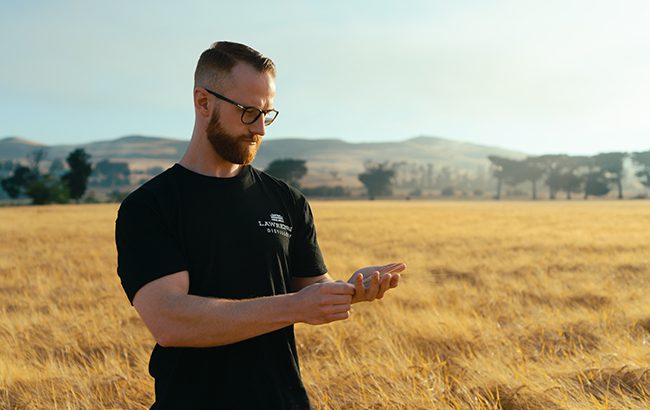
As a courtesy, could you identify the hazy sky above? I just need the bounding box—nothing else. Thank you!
[1,0,649,155]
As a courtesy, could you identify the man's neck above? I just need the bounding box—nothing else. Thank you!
[179,134,244,178]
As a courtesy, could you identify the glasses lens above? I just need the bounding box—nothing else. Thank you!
[241,108,261,124]
[264,110,278,126]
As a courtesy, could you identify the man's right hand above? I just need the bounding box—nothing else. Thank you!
[292,281,355,325]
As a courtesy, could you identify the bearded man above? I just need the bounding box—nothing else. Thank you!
[115,41,405,410]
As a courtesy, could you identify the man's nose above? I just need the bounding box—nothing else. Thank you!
[248,115,266,137]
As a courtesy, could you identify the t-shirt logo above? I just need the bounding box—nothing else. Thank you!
[258,213,292,238]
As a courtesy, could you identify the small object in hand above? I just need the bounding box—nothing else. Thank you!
[362,273,378,289]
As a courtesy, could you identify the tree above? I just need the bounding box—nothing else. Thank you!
[62,149,93,202]
[487,156,526,199]
[539,155,590,200]
[521,157,545,200]
[0,162,71,204]
[584,170,611,199]
[488,156,506,199]
[92,159,131,187]
[535,154,568,199]
[264,159,308,188]
[435,166,453,190]
[358,161,395,200]
[1,165,36,198]
[26,174,69,205]
[560,173,583,199]
[560,156,591,199]
[593,152,626,199]
[29,148,48,174]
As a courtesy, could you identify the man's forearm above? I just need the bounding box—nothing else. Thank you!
[156,292,299,348]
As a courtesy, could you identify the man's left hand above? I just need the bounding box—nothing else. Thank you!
[348,262,406,304]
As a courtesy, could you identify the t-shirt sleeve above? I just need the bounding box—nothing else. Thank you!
[115,190,188,304]
[290,194,328,278]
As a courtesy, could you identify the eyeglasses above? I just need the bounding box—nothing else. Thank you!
[203,88,279,126]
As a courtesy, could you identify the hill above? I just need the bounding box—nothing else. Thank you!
[0,136,47,158]
[0,135,526,187]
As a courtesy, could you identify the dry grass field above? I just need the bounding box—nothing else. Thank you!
[0,201,649,409]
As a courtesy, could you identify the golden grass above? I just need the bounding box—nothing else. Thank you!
[1,201,649,409]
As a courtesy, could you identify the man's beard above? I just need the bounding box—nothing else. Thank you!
[206,109,261,165]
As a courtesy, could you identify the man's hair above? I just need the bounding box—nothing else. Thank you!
[194,41,275,87]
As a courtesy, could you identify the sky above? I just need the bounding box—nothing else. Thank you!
[1,0,649,155]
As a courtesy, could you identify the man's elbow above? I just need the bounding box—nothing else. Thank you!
[133,290,187,347]
[154,326,213,348]
[149,320,203,347]
[155,329,179,347]
[144,311,194,347]
[134,307,186,347]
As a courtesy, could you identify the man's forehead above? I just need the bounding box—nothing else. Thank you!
[218,64,275,107]
[226,63,274,92]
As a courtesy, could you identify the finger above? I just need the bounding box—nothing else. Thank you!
[366,272,380,300]
[362,272,376,289]
[380,262,407,274]
[354,273,366,294]
[362,272,370,288]
[389,263,406,272]
[327,311,350,322]
[362,270,381,288]
[352,275,365,302]
[389,273,400,288]
[376,273,392,299]
[327,303,352,314]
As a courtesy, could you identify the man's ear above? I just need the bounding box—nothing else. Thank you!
[194,88,211,118]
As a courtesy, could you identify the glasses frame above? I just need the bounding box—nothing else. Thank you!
[203,88,279,126]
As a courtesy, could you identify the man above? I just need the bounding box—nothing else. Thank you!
[115,41,406,410]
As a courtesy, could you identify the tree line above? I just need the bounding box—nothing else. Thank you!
[355,152,650,200]
[1,149,92,204]
[3,149,649,204]
[264,152,650,200]
[264,159,398,200]
[488,151,650,200]
[0,148,134,204]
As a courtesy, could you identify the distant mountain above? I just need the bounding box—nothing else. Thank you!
[0,136,47,158]
[38,135,189,161]
[0,134,527,186]
[256,135,525,168]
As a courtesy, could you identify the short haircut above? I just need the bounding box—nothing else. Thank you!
[194,41,276,88]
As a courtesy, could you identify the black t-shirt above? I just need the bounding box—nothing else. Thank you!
[115,163,327,410]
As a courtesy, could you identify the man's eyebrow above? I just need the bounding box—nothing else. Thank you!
[256,102,275,111]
